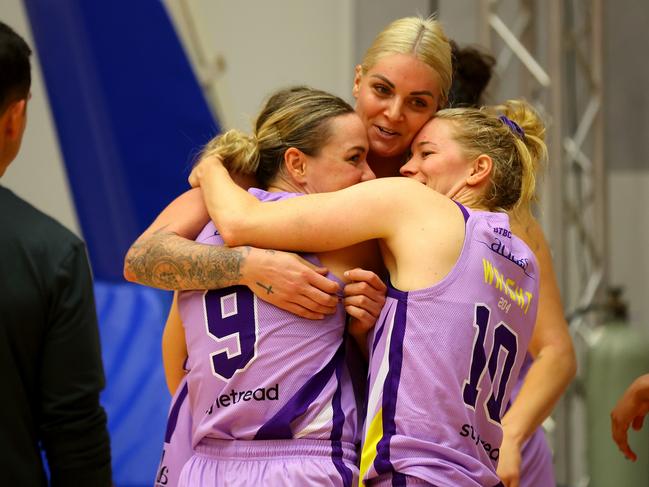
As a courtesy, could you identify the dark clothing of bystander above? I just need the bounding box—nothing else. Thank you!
[0,185,111,486]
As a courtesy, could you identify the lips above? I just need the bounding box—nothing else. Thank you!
[375,124,400,137]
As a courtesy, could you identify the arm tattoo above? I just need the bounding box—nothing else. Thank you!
[124,227,250,290]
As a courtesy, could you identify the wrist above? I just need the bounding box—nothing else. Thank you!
[237,246,260,289]
[500,422,526,447]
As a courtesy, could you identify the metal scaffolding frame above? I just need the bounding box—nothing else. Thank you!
[477,0,605,484]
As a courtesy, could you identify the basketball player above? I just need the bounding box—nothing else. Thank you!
[162,87,381,487]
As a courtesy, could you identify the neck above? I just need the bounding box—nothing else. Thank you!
[266,175,304,194]
[450,186,489,212]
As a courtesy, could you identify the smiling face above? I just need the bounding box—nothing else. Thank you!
[399,117,472,197]
[353,53,441,161]
[303,112,375,193]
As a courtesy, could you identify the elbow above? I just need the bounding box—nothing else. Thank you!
[216,214,249,247]
[550,339,577,384]
[122,250,137,283]
[565,341,578,381]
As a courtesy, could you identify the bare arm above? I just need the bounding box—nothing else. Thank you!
[162,293,187,395]
[123,188,341,319]
[189,155,432,253]
[498,215,577,487]
[124,187,240,289]
[611,373,649,461]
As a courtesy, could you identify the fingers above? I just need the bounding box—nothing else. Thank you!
[498,470,519,487]
[344,268,387,292]
[344,293,383,321]
[306,269,341,295]
[291,288,338,315]
[632,414,645,431]
[345,306,376,331]
[252,280,337,317]
[281,302,326,320]
[611,416,636,461]
[292,253,330,276]
[342,269,387,335]
[188,155,224,187]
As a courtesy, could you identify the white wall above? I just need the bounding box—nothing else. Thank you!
[164,0,356,132]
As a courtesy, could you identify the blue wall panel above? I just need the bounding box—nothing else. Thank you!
[95,282,172,486]
[23,0,220,280]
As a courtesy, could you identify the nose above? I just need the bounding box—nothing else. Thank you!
[385,97,404,122]
[399,158,417,177]
[360,161,376,182]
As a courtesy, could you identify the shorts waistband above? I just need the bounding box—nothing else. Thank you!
[196,438,357,462]
[371,479,427,487]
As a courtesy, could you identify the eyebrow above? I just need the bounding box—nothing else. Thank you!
[415,140,438,149]
[347,145,368,153]
[370,74,435,99]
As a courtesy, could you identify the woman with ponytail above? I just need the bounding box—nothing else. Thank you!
[159,86,381,487]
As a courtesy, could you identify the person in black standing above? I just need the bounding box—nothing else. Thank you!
[0,21,112,486]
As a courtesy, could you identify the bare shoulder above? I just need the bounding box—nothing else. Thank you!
[364,177,454,209]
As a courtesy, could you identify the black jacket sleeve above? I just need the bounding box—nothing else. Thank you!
[39,241,112,486]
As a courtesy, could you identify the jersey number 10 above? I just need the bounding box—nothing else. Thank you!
[462,304,518,424]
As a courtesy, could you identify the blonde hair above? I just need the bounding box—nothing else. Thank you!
[435,99,547,213]
[361,16,452,107]
[201,87,355,188]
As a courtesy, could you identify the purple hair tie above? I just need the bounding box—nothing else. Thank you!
[499,115,525,139]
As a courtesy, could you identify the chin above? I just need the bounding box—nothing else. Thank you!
[372,142,405,159]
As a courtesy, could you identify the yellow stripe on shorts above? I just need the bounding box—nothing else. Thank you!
[359,408,384,487]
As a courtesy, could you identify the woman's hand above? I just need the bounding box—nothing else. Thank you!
[611,373,649,461]
[188,154,225,188]
[343,268,387,340]
[242,247,340,320]
[497,433,523,487]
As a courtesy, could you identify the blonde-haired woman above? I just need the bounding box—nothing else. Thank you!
[161,86,379,487]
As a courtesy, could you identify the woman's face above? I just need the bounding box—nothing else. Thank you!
[400,118,472,197]
[353,53,441,159]
[303,113,375,193]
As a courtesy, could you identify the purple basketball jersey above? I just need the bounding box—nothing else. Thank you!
[360,206,539,486]
[177,188,359,481]
[155,376,193,487]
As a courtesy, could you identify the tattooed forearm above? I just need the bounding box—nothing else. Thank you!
[124,227,250,290]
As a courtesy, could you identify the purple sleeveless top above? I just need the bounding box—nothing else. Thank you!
[178,189,358,453]
[360,205,539,486]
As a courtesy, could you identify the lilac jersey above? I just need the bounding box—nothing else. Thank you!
[155,377,193,487]
[177,189,358,471]
[360,205,539,487]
